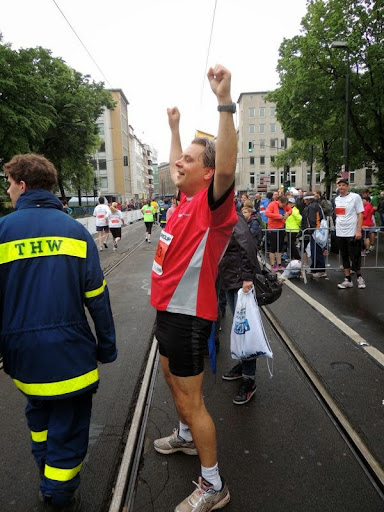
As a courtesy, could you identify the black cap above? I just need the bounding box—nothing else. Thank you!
[337,178,349,185]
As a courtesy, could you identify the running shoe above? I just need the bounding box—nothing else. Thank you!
[277,264,285,270]
[233,378,257,405]
[154,428,197,455]
[222,362,243,381]
[312,272,328,278]
[113,241,117,252]
[39,489,82,512]
[174,477,230,512]
[357,276,366,289]
[103,242,108,249]
[99,246,103,251]
[369,244,375,251]
[271,264,279,272]
[337,279,353,289]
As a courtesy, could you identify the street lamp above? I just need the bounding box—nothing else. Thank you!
[331,40,350,175]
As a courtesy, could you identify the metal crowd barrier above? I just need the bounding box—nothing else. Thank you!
[259,226,383,279]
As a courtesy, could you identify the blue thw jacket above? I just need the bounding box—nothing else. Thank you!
[0,189,117,399]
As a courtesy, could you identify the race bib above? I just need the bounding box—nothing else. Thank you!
[97,214,106,219]
[111,219,119,224]
[152,230,174,276]
[335,207,346,216]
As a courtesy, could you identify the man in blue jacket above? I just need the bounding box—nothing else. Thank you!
[0,153,117,511]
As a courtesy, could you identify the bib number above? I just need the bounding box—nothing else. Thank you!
[152,230,173,275]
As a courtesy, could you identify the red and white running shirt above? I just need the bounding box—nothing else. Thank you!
[151,184,236,321]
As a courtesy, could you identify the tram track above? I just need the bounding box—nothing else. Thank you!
[105,295,384,511]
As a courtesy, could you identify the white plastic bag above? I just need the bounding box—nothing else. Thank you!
[312,219,329,249]
[281,259,302,280]
[230,288,273,361]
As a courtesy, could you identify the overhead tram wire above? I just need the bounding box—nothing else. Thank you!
[200,0,218,104]
[52,0,112,88]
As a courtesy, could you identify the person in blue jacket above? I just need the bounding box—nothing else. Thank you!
[0,153,117,512]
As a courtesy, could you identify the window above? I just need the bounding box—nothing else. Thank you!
[250,173,255,186]
[98,159,107,171]
[307,171,311,184]
[270,123,276,133]
[249,124,255,134]
[316,172,321,184]
[259,124,265,134]
[270,107,275,117]
[249,107,255,117]
[99,141,105,153]
[271,156,275,163]
[98,123,105,137]
[349,170,355,183]
[250,157,255,165]
[270,173,276,185]
[291,171,296,186]
[281,139,285,148]
[365,168,373,185]
[260,139,265,149]
[270,139,276,148]
[100,177,108,188]
[260,156,265,165]
[259,107,265,118]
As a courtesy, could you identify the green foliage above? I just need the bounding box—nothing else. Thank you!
[267,0,384,188]
[0,41,115,197]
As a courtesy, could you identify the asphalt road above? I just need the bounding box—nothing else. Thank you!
[0,220,383,511]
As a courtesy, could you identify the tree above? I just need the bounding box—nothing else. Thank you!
[0,40,115,197]
[267,0,384,188]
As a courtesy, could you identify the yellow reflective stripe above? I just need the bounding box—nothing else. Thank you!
[45,462,82,482]
[31,430,48,443]
[13,368,99,397]
[85,279,107,299]
[0,237,87,265]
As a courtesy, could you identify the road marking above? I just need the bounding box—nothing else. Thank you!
[282,279,384,368]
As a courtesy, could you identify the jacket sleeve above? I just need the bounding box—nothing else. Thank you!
[265,202,281,220]
[84,235,117,363]
[233,217,261,281]
[293,207,302,225]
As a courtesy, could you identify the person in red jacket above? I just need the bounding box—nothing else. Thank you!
[361,197,374,256]
[265,195,291,271]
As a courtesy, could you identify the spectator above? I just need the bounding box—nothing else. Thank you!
[361,197,374,256]
[334,178,365,289]
[220,212,262,404]
[265,195,291,271]
[301,191,327,278]
[378,191,384,230]
[253,192,261,213]
[295,188,306,214]
[242,206,262,247]
[159,199,170,228]
[93,196,111,251]
[150,64,236,512]
[0,153,117,511]
[151,198,159,224]
[260,191,273,227]
[285,197,302,261]
[166,196,178,221]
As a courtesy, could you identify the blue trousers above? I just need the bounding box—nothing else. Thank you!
[226,289,257,380]
[25,391,93,507]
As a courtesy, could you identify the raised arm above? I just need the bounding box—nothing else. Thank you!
[207,65,237,202]
[167,107,182,185]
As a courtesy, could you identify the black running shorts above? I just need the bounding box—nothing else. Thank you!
[155,310,212,377]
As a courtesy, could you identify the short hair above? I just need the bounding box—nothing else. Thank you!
[191,137,216,169]
[4,153,57,191]
[243,200,254,209]
[98,196,105,204]
[278,196,289,206]
[242,206,253,215]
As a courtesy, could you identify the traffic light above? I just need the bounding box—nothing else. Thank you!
[284,180,291,190]
[248,142,253,152]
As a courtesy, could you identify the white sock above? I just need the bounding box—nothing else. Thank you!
[178,421,193,441]
[201,463,222,491]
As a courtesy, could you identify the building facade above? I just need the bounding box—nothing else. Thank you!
[92,89,131,203]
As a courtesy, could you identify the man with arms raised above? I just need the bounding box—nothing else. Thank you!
[150,65,237,512]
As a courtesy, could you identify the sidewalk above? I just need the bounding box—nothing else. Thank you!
[133,311,383,511]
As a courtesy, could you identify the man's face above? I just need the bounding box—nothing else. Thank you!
[174,144,213,195]
[273,192,279,200]
[337,182,349,196]
[255,193,261,200]
[241,194,248,203]
[7,176,26,207]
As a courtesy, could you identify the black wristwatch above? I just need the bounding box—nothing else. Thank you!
[217,102,236,114]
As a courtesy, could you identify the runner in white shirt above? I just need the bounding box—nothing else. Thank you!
[108,202,125,251]
[334,178,366,289]
[93,197,110,251]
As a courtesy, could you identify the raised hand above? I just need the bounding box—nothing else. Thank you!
[167,107,181,132]
[207,64,232,104]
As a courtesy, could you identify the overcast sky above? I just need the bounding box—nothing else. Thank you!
[2,0,308,162]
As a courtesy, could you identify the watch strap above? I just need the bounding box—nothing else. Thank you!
[217,102,236,113]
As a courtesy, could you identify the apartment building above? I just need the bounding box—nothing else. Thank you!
[92,89,131,202]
